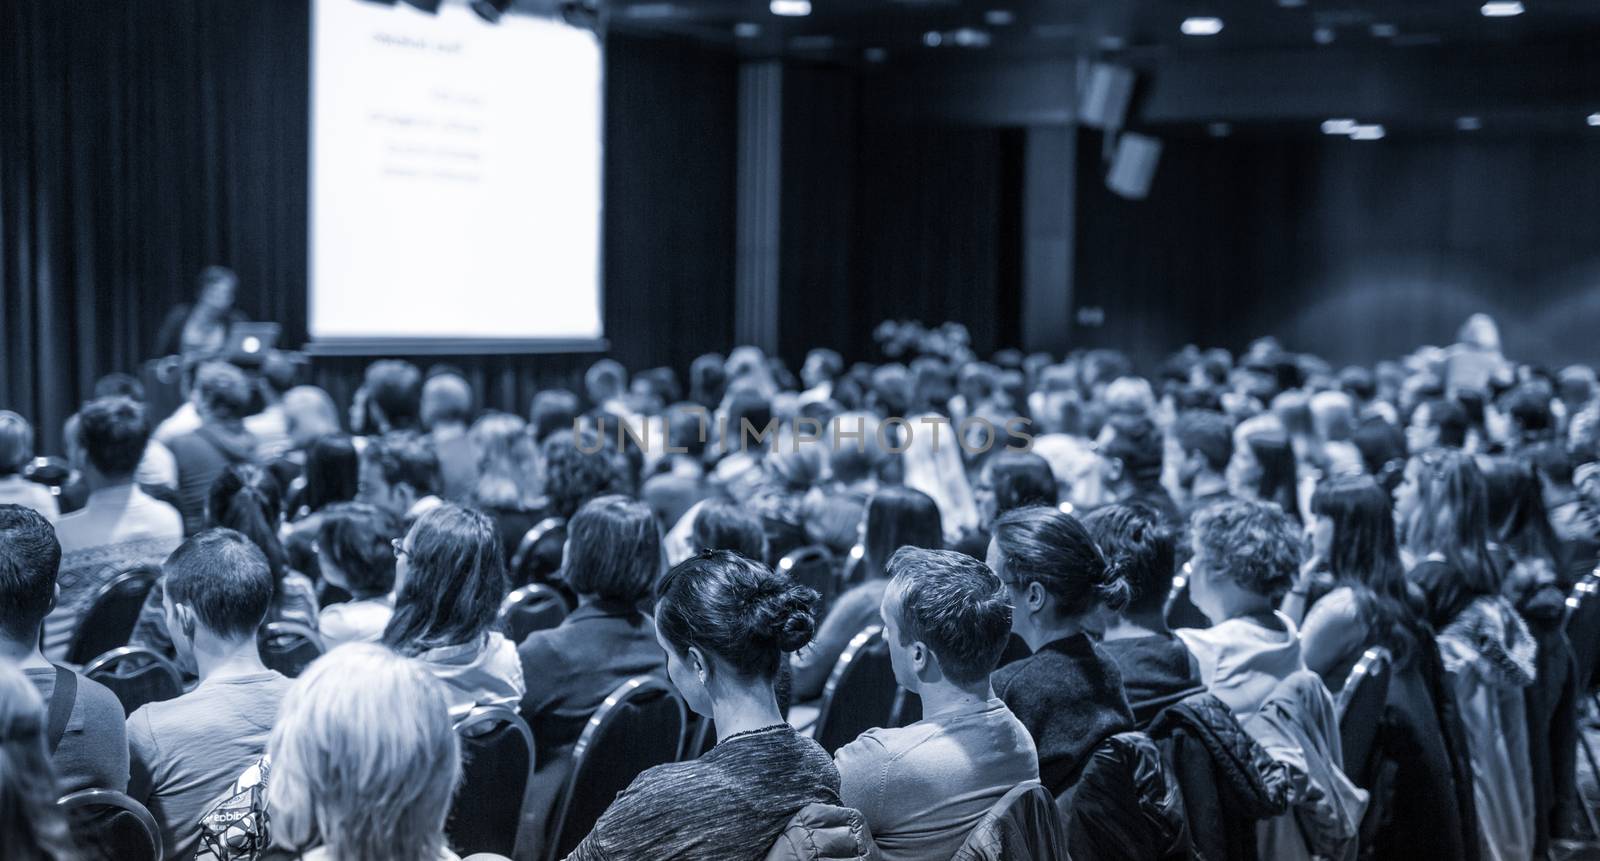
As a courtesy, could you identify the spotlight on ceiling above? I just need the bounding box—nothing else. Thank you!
[1370,22,1397,37]
[733,21,761,38]
[1313,26,1336,45]
[769,0,811,16]
[1480,1,1525,16]
[1180,16,1224,36]
[469,0,513,22]
[1456,116,1482,131]
[1321,118,1358,135]
[400,0,442,12]
[984,9,1015,26]
[1349,124,1386,140]
[1587,112,1600,127]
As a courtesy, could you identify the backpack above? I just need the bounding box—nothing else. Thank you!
[195,756,273,861]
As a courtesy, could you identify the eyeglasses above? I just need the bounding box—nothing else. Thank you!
[391,538,409,559]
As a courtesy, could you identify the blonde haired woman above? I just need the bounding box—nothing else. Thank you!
[266,643,465,861]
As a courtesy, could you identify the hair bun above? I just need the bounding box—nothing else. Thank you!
[750,584,819,653]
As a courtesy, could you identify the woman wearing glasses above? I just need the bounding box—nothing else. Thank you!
[382,503,524,720]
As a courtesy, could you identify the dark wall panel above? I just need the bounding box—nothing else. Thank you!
[1075,133,1600,369]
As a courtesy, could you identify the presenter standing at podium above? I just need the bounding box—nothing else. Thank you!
[152,266,248,360]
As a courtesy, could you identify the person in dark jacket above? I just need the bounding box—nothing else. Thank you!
[151,266,247,359]
[987,505,1136,795]
[1146,693,1290,861]
[167,361,259,535]
[1083,504,1204,727]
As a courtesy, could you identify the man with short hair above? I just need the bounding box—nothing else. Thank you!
[358,432,442,523]
[1170,411,1235,518]
[421,371,478,501]
[127,529,291,860]
[353,359,423,435]
[0,505,130,794]
[48,397,184,659]
[834,547,1039,861]
[168,361,259,534]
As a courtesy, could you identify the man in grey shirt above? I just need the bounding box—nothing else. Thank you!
[0,505,130,794]
[834,548,1039,861]
[127,529,290,860]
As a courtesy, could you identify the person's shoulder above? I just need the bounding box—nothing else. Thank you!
[74,671,128,725]
[834,726,896,768]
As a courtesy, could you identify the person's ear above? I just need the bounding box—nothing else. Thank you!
[48,582,60,615]
[687,645,709,686]
[1025,581,1048,613]
[175,603,198,640]
[909,640,929,675]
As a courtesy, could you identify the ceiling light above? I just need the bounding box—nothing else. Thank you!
[1370,22,1397,37]
[1208,122,1232,138]
[769,0,811,16]
[1277,0,1305,6]
[625,4,677,19]
[469,0,513,21]
[1321,118,1357,135]
[1480,1,1524,16]
[1313,26,1336,44]
[984,9,1015,26]
[863,47,888,63]
[923,30,943,47]
[1180,16,1224,36]
[1587,112,1600,127]
[733,21,761,37]
[952,27,992,47]
[1349,124,1386,140]
[1456,116,1482,131]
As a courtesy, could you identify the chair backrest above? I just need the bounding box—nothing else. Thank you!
[813,626,898,755]
[888,687,921,728]
[1565,568,1600,690]
[1335,646,1393,788]
[509,516,567,582]
[258,621,325,678]
[84,647,183,717]
[681,714,718,761]
[65,565,162,666]
[548,675,688,859]
[1163,564,1211,630]
[447,705,536,858]
[780,545,839,613]
[950,780,1068,861]
[498,583,569,643]
[58,788,164,861]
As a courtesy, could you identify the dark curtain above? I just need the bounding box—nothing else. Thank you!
[1,0,310,451]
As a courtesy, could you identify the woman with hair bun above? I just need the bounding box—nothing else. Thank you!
[987,505,1135,795]
[565,551,843,861]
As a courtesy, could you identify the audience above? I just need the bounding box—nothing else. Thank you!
[8,309,1600,860]
[46,396,184,659]
[0,661,78,861]
[314,502,400,648]
[1082,504,1204,726]
[987,505,1135,795]
[264,643,462,861]
[0,506,129,795]
[792,486,943,701]
[835,547,1037,860]
[381,503,524,719]
[128,529,290,860]
[565,551,836,860]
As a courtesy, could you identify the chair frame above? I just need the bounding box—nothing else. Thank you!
[548,675,687,859]
[84,646,183,689]
[1335,645,1393,720]
[65,564,161,665]
[811,625,890,752]
[58,788,164,861]
[509,516,566,575]
[1565,567,1600,839]
[258,621,326,677]
[448,705,537,855]
[497,582,567,635]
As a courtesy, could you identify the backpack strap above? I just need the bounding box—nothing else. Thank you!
[46,665,78,753]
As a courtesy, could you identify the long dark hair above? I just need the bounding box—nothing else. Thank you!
[1310,475,1415,656]
[863,486,943,582]
[1247,431,1302,522]
[986,451,1058,517]
[1480,455,1562,590]
[1403,450,1499,626]
[208,464,289,586]
[302,434,359,514]
[382,504,507,656]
